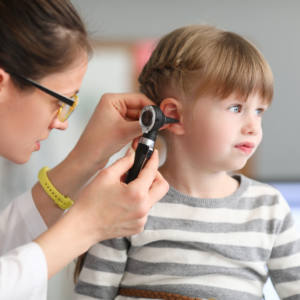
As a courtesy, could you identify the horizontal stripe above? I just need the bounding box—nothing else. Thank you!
[72,293,100,300]
[99,238,130,251]
[144,215,286,235]
[149,202,290,224]
[125,257,267,282]
[274,280,300,298]
[89,242,127,262]
[121,273,264,297]
[75,281,118,300]
[131,229,274,249]
[273,225,300,247]
[161,193,281,210]
[269,266,300,284]
[242,185,280,198]
[130,247,267,274]
[268,252,300,270]
[119,284,262,300]
[79,267,123,287]
[84,253,126,274]
[283,295,300,300]
[130,240,271,262]
[271,239,300,258]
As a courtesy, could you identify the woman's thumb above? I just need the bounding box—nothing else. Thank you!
[105,148,135,178]
[126,121,143,141]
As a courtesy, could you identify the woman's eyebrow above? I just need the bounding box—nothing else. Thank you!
[65,89,79,97]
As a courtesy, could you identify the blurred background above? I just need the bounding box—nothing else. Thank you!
[1,1,299,299]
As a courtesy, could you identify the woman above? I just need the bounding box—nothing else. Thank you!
[0,0,169,299]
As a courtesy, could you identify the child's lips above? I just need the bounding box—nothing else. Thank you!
[235,142,255,154]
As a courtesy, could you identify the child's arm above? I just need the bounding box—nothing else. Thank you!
[73,237,130,300]
[267,200,300,300]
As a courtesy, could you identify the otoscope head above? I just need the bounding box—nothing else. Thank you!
[139,105,179,135]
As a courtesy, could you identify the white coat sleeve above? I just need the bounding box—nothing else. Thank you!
[0,191,49,299]
[0,242,48,300]
[0,190,48,255]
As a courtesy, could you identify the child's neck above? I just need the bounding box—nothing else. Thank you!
[159,153,239,199]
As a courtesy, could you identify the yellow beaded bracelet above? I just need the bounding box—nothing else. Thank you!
[38,167,74,209]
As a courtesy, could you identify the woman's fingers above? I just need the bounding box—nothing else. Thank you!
[148,170,169,206]
[120,93,155,111]
[125,108,142,120]
[102,148,135,181]
[136,150,169,207]
[132,136,141,150]
[130,150,159,191]
[72,148,168,244]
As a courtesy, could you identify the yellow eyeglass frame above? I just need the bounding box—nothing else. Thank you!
[5,70,79,122]
[58,94,79,122]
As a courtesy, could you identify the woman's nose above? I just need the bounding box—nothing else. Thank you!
[49,114,68,131]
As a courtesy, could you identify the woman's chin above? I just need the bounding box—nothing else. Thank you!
[8,153,31,165]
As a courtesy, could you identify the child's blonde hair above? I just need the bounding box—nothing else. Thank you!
[138,25,273,106]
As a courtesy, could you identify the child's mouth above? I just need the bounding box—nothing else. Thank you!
[235,142,255,154]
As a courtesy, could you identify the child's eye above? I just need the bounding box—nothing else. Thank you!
[228,105,242,113]
[255,109,264,116]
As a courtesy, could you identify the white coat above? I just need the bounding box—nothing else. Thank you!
[0,191,48,300]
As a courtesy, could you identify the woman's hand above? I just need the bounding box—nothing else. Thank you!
[71,93,156,171]
[34,148,169,279]
[72,148,168,242]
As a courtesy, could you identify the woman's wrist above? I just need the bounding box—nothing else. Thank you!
[47,151,98,200]
[32,148,103,228]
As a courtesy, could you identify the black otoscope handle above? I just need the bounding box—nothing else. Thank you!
[125,142,154,184]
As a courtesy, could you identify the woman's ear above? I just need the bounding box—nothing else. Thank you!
[160,98,185,135]
[0,68,12,100]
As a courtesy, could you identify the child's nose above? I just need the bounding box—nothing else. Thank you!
[242,117,260,136]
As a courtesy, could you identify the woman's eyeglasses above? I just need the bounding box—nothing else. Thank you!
[5,70,79,122]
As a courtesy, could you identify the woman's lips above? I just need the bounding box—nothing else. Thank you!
[35,141,41,151]
[235,142,255,154]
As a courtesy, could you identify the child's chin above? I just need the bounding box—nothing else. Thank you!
[226,160,249,173]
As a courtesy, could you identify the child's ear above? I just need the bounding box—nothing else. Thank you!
[160,98,185,135]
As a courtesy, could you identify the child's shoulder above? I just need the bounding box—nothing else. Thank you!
[239,174,290,212]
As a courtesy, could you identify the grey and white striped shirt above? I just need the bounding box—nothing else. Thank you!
[73,175,300,300]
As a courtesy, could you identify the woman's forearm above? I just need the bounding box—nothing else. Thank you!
[33,207,94,279]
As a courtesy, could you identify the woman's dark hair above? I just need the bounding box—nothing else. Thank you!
[0,0,92,89]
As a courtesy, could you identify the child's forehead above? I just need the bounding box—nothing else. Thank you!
[218,92,269,107]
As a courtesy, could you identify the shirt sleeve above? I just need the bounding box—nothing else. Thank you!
[73,237,130,300]
[267,196,300,300]
[0,242,48,300]
[0,190,48,255]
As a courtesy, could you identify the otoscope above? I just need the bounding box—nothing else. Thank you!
[125,105,179,184]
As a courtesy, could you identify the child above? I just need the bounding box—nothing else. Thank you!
[73,25,300,300]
